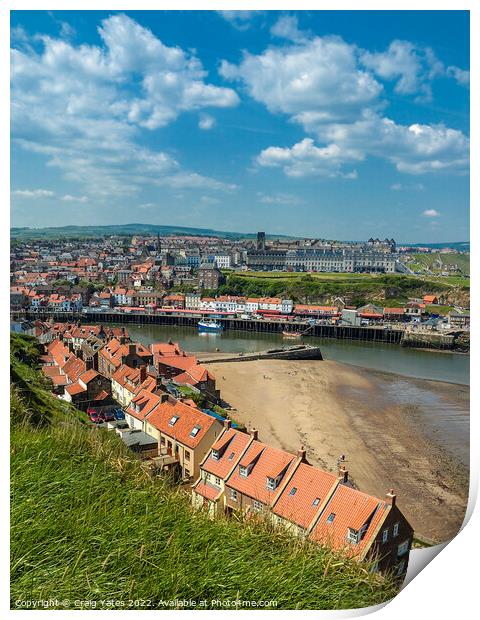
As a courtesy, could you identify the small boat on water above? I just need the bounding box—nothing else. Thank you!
[198,320,223,332]
[282,330,303,338]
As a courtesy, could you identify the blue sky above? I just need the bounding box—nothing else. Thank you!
[10,10,469,242]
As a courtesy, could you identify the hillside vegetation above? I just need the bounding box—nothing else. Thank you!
[10,334,400,610]
[217,272,469,307]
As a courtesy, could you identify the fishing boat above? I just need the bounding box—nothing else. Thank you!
[198,320,223,332]
[282,329,303,339]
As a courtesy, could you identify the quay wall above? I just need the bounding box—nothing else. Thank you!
[200,345,323,364]
[11,310,460,350]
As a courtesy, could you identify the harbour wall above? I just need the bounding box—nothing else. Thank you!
[11,310,464,350]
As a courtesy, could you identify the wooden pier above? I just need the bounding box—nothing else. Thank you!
[13,309,406,345]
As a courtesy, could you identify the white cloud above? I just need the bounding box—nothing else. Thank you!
[220,35,382,126]
[270,15,307,43]
[257,138,361,178]
[446,65,470,86]
[217,11,263,30]
[221,29,469,178]
[198,114,216,130]
[257,192,302,205]
[61,194,88,202]
[423,209,440,217]
[12,189,55,198]
[391,182,424,191]
[11,14,239,198]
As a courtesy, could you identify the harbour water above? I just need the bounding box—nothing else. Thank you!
[126,323,469,385]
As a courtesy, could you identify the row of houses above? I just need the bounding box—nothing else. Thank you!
[192,425,413,576]
[35,321,413,576]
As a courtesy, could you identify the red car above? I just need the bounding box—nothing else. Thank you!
[88,409,104,424]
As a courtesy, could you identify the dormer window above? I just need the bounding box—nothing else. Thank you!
[347,528,359,544]
[169,415,179,426]
[228,452,235,460]
[266,476,280,491]
[239,465,249,478]
[190,425,201,438]
[211,449,220,460]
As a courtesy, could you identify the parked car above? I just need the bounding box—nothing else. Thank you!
[114,409,125,420]
[88,410,103,424]
[103,410,115,422]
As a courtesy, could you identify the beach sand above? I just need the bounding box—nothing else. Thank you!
[196,355,469,542]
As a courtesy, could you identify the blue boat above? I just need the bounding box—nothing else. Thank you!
[198,319,223,332]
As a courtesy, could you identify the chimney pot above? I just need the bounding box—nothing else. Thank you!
[297,446,307,461]
[386,489,396,507]
[338,466,349,483]
[250,428,258,440]
[223,419,231,429]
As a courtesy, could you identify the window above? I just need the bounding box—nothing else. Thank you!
[382,529,389,544]
[398,540,409,556]
[215,477,221,486]
[228,452,235,460]
[239,465,249,478]
[393,522,399,537]
[327,513,336,523]
[230,489,238,501]
[289,487,297,496]
[211,449,220,460]
[253,500,263,511]
[184,450,190,462]
[161,437,166,445]
[347,528,359,543]
[266,475,281,490]
[312,497,321,507]
[396,560,405,576]
[169,415,179,426]
[190,425,201,438]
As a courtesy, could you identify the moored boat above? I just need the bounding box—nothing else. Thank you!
[282,330,302,338]
[198,320,223,332]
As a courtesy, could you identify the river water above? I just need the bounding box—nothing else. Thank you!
[125,324,469,385]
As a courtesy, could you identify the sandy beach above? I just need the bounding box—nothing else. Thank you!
[196,354,469,542]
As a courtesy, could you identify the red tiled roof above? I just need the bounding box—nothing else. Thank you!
[146,399,218,448]
[309,485,389,557]
[150,342,182,356]
[126,389,162,422]
[272,463,338,530]
[79,369,99,384]
[65,382,86,396]
[202,429,252,478]
[227,441,297,505]
[193,480,222,501]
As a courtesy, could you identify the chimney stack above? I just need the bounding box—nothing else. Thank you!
[223,419,232,430]
[386,489,396,507]
[128,343,136,356]
[139,365,147,383]
[338,466,349,483]
[85,358,94,371]
[250,428,258,440]
[297,446,307,461]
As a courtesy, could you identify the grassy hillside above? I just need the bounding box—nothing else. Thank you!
[406,252,470,276]
[10,334,400,610]
[218,272,469,306]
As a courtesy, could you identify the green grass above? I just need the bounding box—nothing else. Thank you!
[10,334,401,610]
[218,271,469,307]
[407,252,470,276]
[425,305,456,316]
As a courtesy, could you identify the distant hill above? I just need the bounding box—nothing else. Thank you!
[10,224,469,250]
[10,223,271,240]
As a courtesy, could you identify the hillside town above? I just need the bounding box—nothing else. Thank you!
[26,319,413,577]
[10,232,470,333]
